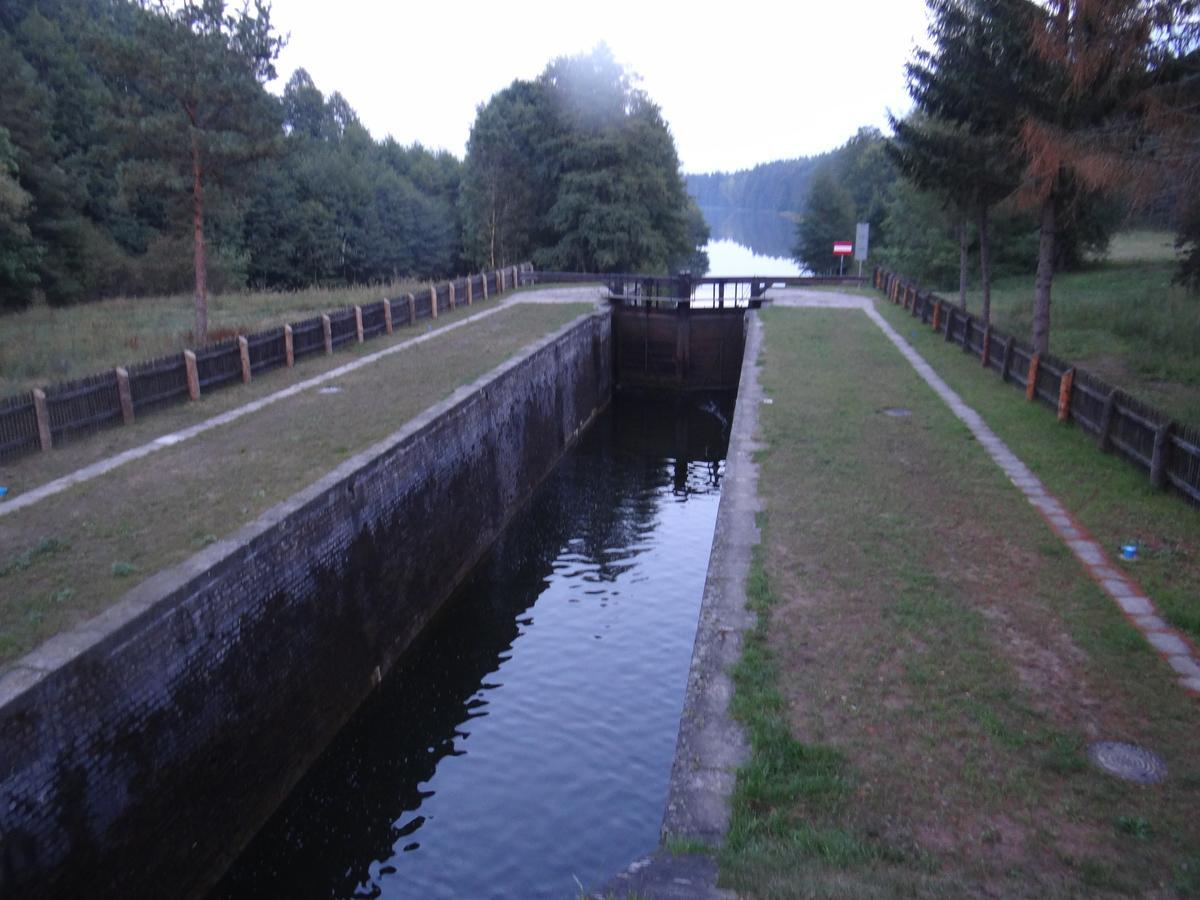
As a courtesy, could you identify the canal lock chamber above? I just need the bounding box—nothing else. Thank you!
[0,305,752,899]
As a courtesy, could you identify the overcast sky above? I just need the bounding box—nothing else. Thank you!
[268,0,929,174]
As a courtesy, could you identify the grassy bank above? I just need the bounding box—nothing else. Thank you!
[0,281,427,395]
[872,294,1200,643]
[720,307,1200,896]
[0,302,590,667]
[955,231,1200,424]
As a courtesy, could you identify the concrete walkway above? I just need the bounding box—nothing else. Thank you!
[770,288,1200,698]
[0,286,603,520]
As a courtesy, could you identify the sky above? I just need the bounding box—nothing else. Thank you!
[268,0,929,175]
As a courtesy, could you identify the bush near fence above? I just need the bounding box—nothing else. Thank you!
[0,264,534,464]
[873,267,1200,508]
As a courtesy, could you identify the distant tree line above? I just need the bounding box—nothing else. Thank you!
[0,6,705,339]
[685,156,831,214]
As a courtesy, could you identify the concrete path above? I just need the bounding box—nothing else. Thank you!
[769,288,1200,698]
[0,286,603,521]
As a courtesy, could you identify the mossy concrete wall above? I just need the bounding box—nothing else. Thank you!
[0,310,611,899]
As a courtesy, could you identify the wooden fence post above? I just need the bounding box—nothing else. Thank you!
[238,336,251,384]
[512,265,519,289]
[184,350,200,401]
[482,273,489,301]
[1097,391,1117,451]
[430,285,438,319]
[910,289,921,317]
[1057,368,1075,421]
[981,327,990,367]
[354,305,364,343]
[1000,338,1014,382]
[448,281,456,311]
[466,277,473,306]
[407,292,416,325]
[383,299,393,334]
[284,324,294,367]
[944,307,955,343]
[1025,352,1040,401]
[32,388,52,451]
[321,315,333,355]
[115,367,134,425]
[1150,422,1173,489]
[499,268,507,293]
[932,301,942,332]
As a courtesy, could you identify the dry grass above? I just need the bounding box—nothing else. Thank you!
[0,302,591,667]
[0,281,427,395]
[721,307,1200,896]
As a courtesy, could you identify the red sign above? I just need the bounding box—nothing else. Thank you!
[833,241,853,256]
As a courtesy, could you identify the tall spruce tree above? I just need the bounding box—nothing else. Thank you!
[894,0,1032,322]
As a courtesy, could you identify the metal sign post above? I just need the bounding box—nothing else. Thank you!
[833,241,853,277]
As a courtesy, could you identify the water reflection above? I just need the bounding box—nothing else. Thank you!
[700,205,796,259]
[214,394,734,900]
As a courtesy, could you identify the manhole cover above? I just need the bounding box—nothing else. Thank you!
[317,385,343,395]
[1087,741,1167,784]
[882,407,911,417]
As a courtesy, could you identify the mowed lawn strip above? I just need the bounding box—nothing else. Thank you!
[721,307,1200,896]
[873,294,1200,645]
[0,303,591,667]
[0,288,540,492]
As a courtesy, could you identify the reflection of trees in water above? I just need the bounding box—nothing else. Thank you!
[213,394,732,900]
[700,205,797,260]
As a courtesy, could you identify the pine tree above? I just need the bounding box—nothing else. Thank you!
[110,0,283,342]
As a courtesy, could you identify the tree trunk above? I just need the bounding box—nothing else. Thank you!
[978,204,992,327]
[958,217,968,310]
[190,131,208,345]
[1032,194,1056,355]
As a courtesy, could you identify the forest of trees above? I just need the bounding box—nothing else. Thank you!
[460,45,707,276]
[0,4,705,339]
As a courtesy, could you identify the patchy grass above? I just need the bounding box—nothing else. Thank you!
[943,231,1200,425]
[0,280,430,395]
[0,303,591,667]
[873,294,1200,644]
[720,307,1200,896]
[663,837,715,857]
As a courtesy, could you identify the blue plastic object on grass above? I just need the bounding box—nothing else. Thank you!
[1121,543,1138,561]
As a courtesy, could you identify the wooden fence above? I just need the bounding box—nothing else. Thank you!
[0,264,533,464]
[874,267,1200,507]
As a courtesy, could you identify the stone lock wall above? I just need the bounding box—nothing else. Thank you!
[0,310,612,900]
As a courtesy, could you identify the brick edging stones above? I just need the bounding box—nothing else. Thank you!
[595,312,762,899]
[0,309,613,899]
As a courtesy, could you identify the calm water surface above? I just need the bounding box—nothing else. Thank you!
[214,395,733,900]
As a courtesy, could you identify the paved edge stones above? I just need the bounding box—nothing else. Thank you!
[770,289,1200,701]
[593,312,762,899]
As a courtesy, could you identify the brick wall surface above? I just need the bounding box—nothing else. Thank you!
[0,310,612,900]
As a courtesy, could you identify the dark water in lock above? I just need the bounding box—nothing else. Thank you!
[213,393,734,900]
